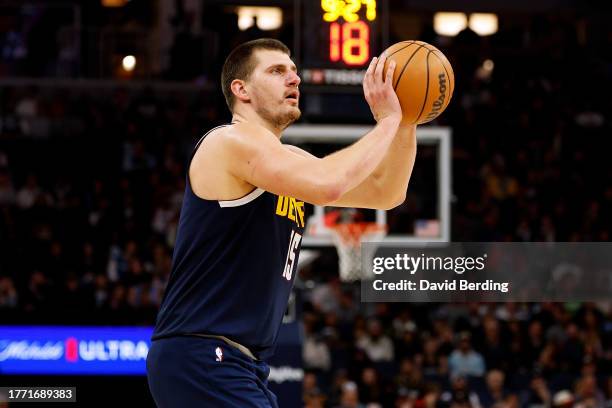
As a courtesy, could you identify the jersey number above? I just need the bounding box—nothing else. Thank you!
[282,231,302,281]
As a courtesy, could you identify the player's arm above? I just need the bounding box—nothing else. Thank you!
[285,123,416,209]
[330,122,416,209]
[226,116,399,206]
[224,56,402,206]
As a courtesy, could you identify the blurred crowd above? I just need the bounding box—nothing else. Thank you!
[0,84,224,324]
[301,285,612,407]
[0,7,611,408]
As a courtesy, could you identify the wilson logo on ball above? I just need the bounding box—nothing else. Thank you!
[425,73,447,122]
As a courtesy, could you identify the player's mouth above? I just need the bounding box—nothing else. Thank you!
[284,90,299,104]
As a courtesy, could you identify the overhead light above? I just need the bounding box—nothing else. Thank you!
[237,7,283,31]
[476,59,494,80]
[237,8,255,31]
[434,12,468,37]
[122,55,136,72]
[101,0,128,7]
[469,13,498,36]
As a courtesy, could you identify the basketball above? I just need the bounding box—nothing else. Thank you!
[383,41,455,124]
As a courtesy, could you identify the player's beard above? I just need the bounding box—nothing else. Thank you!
[256,99,301,131]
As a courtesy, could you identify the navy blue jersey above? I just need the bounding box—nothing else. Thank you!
[152,125,304,360]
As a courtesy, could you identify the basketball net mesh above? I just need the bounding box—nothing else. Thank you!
[330,223,387,282]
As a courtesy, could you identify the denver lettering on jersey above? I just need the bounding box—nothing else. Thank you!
[275,196,305,228]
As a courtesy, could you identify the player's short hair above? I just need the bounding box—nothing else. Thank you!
[221,38,291,112]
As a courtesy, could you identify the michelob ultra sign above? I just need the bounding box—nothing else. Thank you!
[0,326,152,375]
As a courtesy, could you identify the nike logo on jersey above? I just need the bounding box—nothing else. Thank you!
[275,196,305,228]
[215,346,223,362]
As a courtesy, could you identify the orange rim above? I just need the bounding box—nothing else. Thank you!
[330,222,387,246]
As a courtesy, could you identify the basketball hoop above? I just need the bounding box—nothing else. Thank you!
[330,222,387,282]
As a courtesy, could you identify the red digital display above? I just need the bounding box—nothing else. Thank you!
[300,0,382,85]
[329,20,370,66]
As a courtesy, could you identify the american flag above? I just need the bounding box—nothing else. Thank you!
[415,219,440,238]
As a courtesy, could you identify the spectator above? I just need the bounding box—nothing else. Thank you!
[359,367,383,404]
[303,315,332,372]
[0,276,18,308]
[304,388,326,408]
[23,270,53,311]
[418,336,443,378]
[356,319,394,363]
[449,332,486,378]
[479,369,511,407]
[523,375,552,408]
[574,374,605,407]
[525,320,546,369]
[336,381,364,408]
[16,174,43,209]
[93,274,109,309]
[394,358,423,397]
[439,374,482,408]
[479,316,509,371]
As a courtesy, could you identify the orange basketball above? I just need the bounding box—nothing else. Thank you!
[383,41,454,124]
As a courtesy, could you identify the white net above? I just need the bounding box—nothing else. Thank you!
[330,223,387,282]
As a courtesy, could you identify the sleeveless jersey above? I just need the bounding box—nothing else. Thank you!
[152,125,305,359]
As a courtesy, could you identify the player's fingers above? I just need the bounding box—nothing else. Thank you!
[374,53,387,83]
[362,77,372,103]
[385,60,396,86]
[364,57,378,93]
[363,69,371,90]
[364,74,374,96]
[365,56,377,82]
[363,91,372,107]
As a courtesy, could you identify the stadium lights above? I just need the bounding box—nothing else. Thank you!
[469,13,498,36]
[476,59,495,80]
[237,7,283,31]
[101,0,128,7]
[483,59,494,71]
[122,55,136,72]
[433,12,468,37]
[433,12,499,37]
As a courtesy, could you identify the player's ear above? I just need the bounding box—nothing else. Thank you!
[230,79,250,103]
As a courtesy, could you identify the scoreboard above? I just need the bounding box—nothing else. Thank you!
[299,0,387,87]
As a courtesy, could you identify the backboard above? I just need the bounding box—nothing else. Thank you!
[282,124,451,246]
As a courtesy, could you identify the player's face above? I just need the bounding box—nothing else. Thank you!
[248,50,301,129]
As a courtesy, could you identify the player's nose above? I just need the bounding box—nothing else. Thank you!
[287,70,301,87]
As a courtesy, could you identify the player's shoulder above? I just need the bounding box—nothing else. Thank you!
[194,122,279,168]
[193,122,261,153]
[190,124,257,199]
[221,122,281,153]
[225,122,275,140]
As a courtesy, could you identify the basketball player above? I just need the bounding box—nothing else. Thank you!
[146,39,417,407]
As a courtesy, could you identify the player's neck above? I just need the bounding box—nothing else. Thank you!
[231,111,282,139]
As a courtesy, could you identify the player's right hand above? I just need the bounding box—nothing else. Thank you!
[363,53,402,124]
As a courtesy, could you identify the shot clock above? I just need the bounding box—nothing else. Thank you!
[299,0,386,87]
[324,0,376,66]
